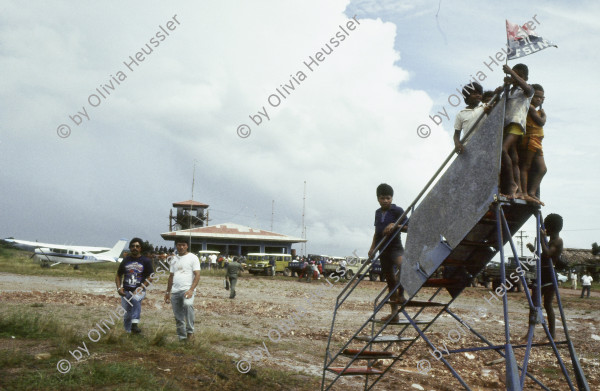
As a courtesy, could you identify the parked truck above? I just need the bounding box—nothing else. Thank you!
[478,256,536,292]
[246,253,292,276]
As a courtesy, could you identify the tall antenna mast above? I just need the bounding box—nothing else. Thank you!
[271,200,274,231]
[191,160,196,200]
[189,160,197,249]
[301,181,306,256]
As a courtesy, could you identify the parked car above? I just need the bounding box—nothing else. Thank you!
[246,253,291,276]
[556,272,568,283]
[322,257,366,280]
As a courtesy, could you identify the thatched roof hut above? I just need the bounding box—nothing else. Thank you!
[562,248,599,266]
[562,248,600,278]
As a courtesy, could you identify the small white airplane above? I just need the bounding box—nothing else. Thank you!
[2,238,128,267]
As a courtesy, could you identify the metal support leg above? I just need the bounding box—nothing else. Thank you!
[495,204,521,390]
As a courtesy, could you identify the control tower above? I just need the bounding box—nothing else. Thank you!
[169,200,209,231]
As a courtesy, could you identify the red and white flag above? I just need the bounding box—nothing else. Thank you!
[506,19,557,60]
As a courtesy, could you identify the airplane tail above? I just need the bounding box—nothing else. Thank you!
[104,239,128,261]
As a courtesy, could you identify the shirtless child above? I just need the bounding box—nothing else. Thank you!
[522,213,564,341]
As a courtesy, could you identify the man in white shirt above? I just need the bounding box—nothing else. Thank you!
[580,273,593,298]
[209,253,217,270]
[571,272,578,290]
[164,238,201,341]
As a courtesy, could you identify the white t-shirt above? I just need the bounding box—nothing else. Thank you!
[504,86,533,131]
[454,105,484,135]
[581,275,593,286]
[210,254,217,264]
[170,253,200,293]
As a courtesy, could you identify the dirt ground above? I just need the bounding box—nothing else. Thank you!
[1,271,599,390]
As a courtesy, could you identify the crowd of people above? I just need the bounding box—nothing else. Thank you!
[137,246,235,272]
[198,253,234,270]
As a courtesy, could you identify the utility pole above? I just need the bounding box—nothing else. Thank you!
[516,230,528,257]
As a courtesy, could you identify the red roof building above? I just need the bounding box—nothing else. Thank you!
[161,222,306,255]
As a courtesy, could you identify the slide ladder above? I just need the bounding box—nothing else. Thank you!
[321,96,589,390]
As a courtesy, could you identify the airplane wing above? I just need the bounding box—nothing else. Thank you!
[3,238,110,253]
[3,239,62,251]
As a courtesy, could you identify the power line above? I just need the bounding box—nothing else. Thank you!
[515,230,528,257]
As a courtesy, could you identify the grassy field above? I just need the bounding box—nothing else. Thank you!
[0,306,318,391]
[0,247,321,390]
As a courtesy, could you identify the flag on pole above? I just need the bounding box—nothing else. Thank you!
[506,19,557,60]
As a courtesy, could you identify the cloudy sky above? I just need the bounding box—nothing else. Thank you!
[1,0,599,258]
